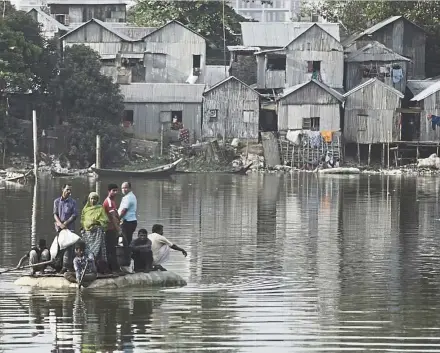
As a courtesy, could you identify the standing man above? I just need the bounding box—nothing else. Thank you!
[103,183,120,272]
[53,183,78,273]
[118,181,137,245]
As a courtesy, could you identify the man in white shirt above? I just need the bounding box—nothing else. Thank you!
[118,181,137,245]
[148,224,187,271]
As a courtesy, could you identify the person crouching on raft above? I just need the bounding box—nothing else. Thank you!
[148,224,187,271]
[64,240,97,286]
[130,228,153,272]
[17,239,50,275]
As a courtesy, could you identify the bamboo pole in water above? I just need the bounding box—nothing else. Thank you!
[31,178,38,248]
[32,110,38,177]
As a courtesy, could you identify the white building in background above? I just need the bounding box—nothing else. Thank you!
[230,0,301,22]
[10,0,46,11]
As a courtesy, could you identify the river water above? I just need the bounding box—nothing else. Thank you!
[1,173,440,352]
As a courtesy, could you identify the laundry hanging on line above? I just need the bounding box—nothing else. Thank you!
[429,114,440,130]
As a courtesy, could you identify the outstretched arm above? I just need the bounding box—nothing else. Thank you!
[170,244,187,257]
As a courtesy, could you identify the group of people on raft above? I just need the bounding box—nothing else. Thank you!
[19,182,187,286]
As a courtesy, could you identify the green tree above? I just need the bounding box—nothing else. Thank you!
[49,45,124,125]
[128,0,254,48]
[46,45,126,167]
[304,1,440,76]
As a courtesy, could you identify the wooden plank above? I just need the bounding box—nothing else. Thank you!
[261,131,281,167]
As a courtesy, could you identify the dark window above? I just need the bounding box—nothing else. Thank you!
[307,61,321,73]
[122,110,134,126]
[55,14,66,24]
[171,111,183,130]
[267,56,286,70]
[193,55,201,69]
[193,55,201,76]
[302,117,320,130]
[118,18,124,22]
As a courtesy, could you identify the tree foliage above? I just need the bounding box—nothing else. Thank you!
[48,45,124,125]
[304,1,440,76]
[0,6,125,167]
[128,0,254,47]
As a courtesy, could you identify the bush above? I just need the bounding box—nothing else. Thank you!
[66,116,125,168]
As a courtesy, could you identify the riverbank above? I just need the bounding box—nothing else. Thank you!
[3,141,440,177]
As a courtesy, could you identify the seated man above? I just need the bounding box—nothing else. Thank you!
[17,239,50,275]
[148,224,187,271]
[130,229,153,272]
[64,240,97,287]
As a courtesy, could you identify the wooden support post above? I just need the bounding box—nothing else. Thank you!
[357,143,361,166]
[416,144,419,160]
[160,123,164,156]
[387,144,390,170]
[437,144,439,157]
[32,110,38,177]
[291,145,294,168]
[96,135,101,169]
[382,143,385,168]
[368,143,371,166]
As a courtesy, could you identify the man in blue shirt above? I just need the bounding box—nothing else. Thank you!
[53,184,78,272]
[118,181,137,245]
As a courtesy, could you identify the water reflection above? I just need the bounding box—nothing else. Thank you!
[2,173,440,351]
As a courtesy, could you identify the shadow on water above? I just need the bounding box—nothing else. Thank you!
[3,173,440,351]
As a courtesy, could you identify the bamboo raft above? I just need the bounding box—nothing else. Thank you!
[14,271,187,290]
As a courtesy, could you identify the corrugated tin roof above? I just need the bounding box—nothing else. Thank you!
[407,80,435,96]
[411,80,440,101]
[119,52,143,59]
[344,78,404,98]
[343,16,426,48]
[227,45,261,51]
[60,18,134,41]
[48,0,126,4]
[141,20,207,42]
[121,83,205,103]
[278,79,344,102]
[345,41,410,62]
[204,65,229,88]
[240,22,340,47]
[203,76,260,96]
[28,7,69,31]
[255,48,285,55]
[114,26,156,40]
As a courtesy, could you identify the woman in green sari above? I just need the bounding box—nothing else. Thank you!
[81,192,109,271]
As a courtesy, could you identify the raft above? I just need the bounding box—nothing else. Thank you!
[318,167,361,175]
[14,271,186,290]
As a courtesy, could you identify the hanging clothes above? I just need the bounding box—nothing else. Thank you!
[286,130,302,145]
[392,68,403,83]
[429,115,440,130]
[304,130,321,148]
[321,130,333,143]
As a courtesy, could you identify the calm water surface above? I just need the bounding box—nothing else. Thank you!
[1,173,440,352]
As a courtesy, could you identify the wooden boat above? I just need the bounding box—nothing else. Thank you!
[318,167,361,175]
[51,169,76,177]
[231,162,253,175]
[3,169,35,183]
[91,158,183,178]
[14,270,186,290]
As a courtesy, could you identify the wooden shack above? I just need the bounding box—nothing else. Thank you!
[202,76,260,140]
[60,18,147,58]
[277,79,343,131]
[343,16,426,79]
[344,41,411,93]
[255,24,344,90]
[120,83,205,140]
[27,7,69,39]
[47,0,126,25]
[343,78,404,144]
[410,81,440,142]
[143,20,206,84]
